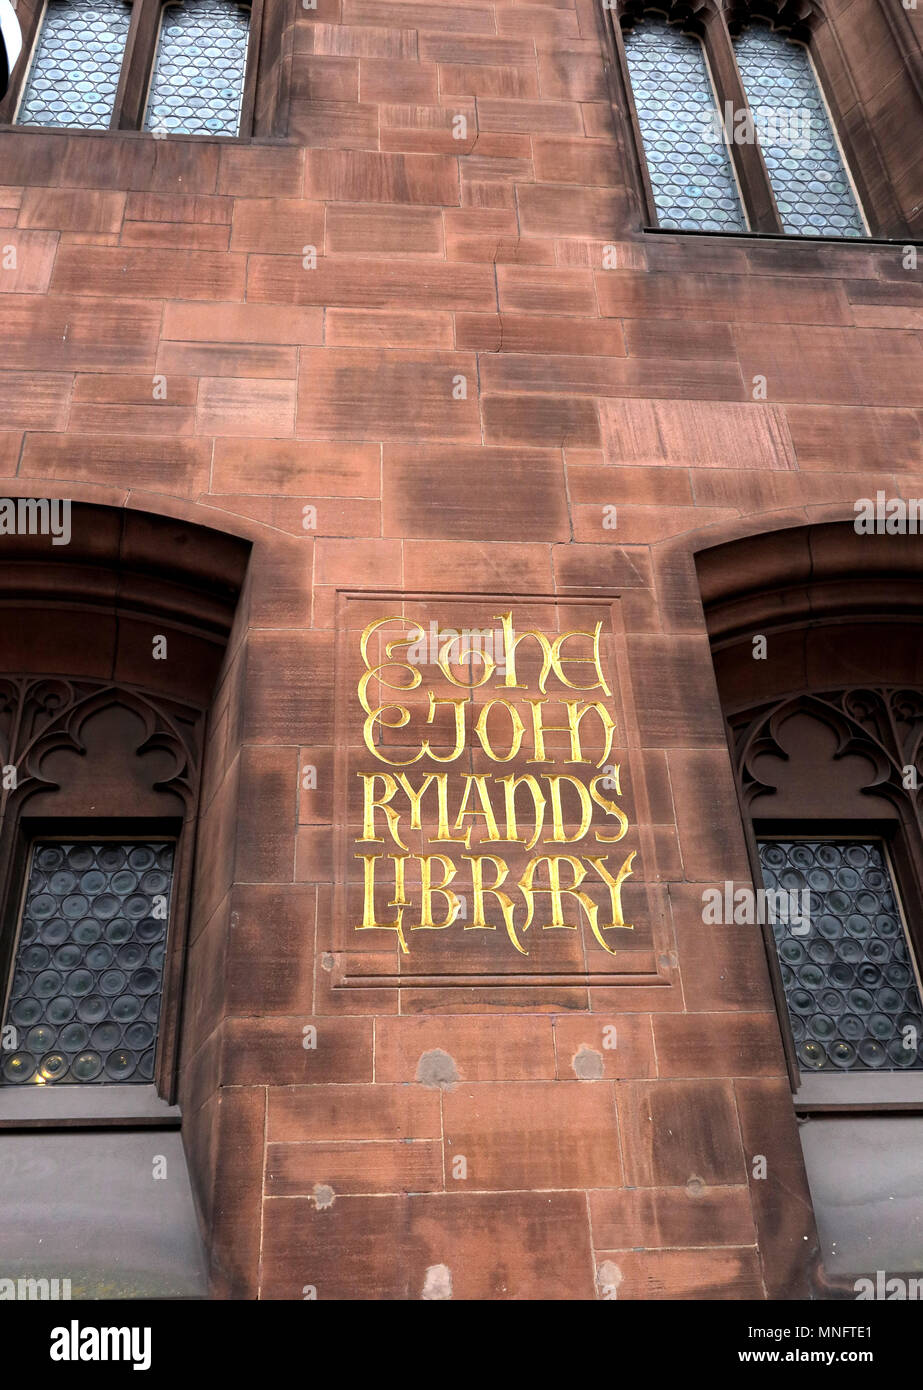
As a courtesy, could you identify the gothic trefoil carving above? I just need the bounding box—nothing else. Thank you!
[729,687,923,816]
[0,678,204,818]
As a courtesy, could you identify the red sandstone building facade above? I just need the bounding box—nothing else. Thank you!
[0,0,920,1302]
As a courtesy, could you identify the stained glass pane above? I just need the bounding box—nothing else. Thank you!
[759,840,923,1073]
[623,17,746,232]
[1,841,174,1085]
[144,0,250,137]
[17,0,131,130]
[734,23,864,237]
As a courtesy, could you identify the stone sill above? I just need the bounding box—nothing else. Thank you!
[795,1071,923,1111]
[644,225,922,248]
[0,1083,182,1128]
[1,122,292,147]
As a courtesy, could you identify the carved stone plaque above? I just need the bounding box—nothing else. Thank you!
[329,592,669,994]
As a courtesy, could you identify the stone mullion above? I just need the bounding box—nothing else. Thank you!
[702,7,784,232]
[112,0,164,131]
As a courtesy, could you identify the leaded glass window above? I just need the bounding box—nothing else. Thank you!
[1,840,174,1085]
[144,0,250,137]
[622,17,746,233]
[17,0,132,130]
[733,23,864,237]
[759,839,923,1074]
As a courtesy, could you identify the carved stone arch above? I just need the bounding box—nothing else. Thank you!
[697,522,923,815]
[722,0,825,41]
[697,521,923,669]
[0,502,249,707]
[697,520,923,1100]
[615,0,824,38]
[0,503,249,1109]
[617,0,718,39]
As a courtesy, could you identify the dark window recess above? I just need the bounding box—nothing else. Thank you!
[759,838,923,1074]
[2,840,175,1086]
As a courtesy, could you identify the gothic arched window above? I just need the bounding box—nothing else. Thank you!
[732,21,864,236]
[732,694,923,1077]
[144,0,250,137]
[13,0,256,135]
[612,2,877,237]
[700,521,923,1291]
[622,16,746,232]
[17,0,133,129]
[0,502,248,1298]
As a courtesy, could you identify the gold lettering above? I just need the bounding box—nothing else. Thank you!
[495,611,554,691]
[437,630,496,688]
[362,705,425,767]
[462,854,526,955]
[584,852,636,943]
[352,610,634,959]
[518,855,600,936]
[432,772,470,846]
[589,773,629,843]
[542,774,593,843]
[551,623,613,697]
[353,852,409,954]
[358,773,408,850]
[422,693,467,763]
[474,698,525,763]
[454,774,501,841]
[394,773,436,831]
[525,699,616,766]
[358,617,424,766]
[359,615,424,676]
[416,854,460,930]
[494,612,612,696]
[496,773,546,850]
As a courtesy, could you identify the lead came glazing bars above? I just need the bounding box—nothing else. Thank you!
[143,0,250,136]
[17,0,132,129]
[1,840,175,1086]
[622,16,747,232]
[733,22,865,237]
[759,839,923,1074]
